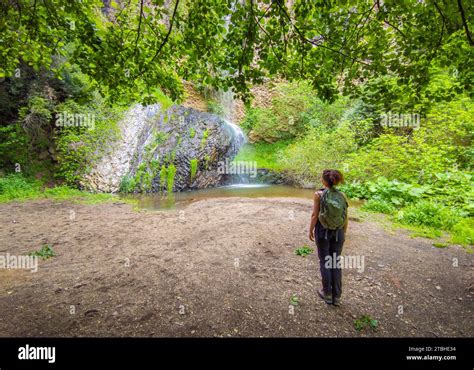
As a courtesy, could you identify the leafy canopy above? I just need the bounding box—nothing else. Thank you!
[1,0,472,102]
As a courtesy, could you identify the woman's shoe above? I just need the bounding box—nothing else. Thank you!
[332,297,341,306]
[317,289,332,304]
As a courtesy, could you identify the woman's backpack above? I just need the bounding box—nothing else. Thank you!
[318,188,347,230]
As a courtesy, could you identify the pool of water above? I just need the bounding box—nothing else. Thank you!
[121,184,320,210]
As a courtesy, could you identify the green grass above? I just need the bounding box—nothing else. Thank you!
[29,244,56,260]
[388,220,443,240]
[450,219,474,247]
[159,165,167,192]
[396,201,461,230]
[295,245,314,257]
[361,198,396,214]
[200,129,209,149]
[355,196,472,249]
[0,174,41,202]
[354,315,378,331]
[290,295,299,306]
[0,174,129,205]
[354,203,473,252]
[167,164,177,192]
[190,159,198,181]
[119,175,136,193]
[153,87,174,111]
[233,141,291,171]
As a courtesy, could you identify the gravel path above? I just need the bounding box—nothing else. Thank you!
[0,198,472,337]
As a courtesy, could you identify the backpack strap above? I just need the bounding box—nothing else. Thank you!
[320,189,328,209]
[316,188,325,197]
[321,188,329,198]
[342,192,349,207]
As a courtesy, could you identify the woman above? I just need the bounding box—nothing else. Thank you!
[309,169,348,306]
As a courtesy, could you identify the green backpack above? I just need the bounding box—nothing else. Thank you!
[318,188,348,230]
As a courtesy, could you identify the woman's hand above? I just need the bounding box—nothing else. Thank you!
[309,192,320,242]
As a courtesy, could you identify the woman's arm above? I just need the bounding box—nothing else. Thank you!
[343,208,348,234]
[309,192,320,241]
[343,193,349,234]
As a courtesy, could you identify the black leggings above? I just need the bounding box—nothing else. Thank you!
[315,222,345,298]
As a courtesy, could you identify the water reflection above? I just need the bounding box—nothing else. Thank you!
[121,184,318,210]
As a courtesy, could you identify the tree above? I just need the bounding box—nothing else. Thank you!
[0,0,472,103]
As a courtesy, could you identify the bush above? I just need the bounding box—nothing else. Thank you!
[424,171,473,215]
[302,96,351,131]
[0,173,41,201]
[0,173,115,203]
[206,100,224,116]
[119,175,136,193]
[190,159,198,180]
[396,201,461,230]
[345,133,452,183]
[166,164,177,192]
[345,95,473,183]
[278,122,357,184]
[361,198,396,214]
[0,123,29,171]
[340,177,428,206]
[242,81,314,142]
[233,141,290,171]
[450,219,474,246]
[55,98,122,185]
[420,95,473,169]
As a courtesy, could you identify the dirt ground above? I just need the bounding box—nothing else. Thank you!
[0,197,472,337]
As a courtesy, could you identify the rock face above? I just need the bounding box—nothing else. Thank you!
[222,168,290,186]
[81,104,245,193]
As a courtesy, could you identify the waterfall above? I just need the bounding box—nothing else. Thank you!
[222,119,253,185]
[219,90,235,122]
[223,119,246,155]
[82,102,253,193]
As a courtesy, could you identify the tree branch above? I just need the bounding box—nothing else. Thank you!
[135,0,144,50]
[346,1,377,46]
[253,4,286,67]
[134,0,180,79]
[238,0,255,76]
[383,19,406,38]
[115,0,132,22]
[275,1,370,66]
[433,1,445,48]
[457,0,473,46]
